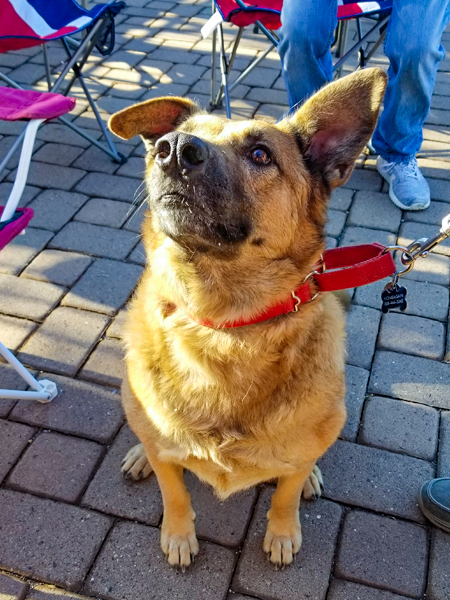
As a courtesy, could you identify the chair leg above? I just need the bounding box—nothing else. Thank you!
[217,24,232,118]
[0,341,57,402]
[0,119,44,223]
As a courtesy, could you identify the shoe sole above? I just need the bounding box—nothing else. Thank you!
[378,170,431,211]
[418,493,450,533]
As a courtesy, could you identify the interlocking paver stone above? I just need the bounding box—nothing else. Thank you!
[33,143,84,167]
[369,350,450,409]
[233,488,342,600]
[22,250,93,287]
[348,191,402,232]
[319,439,433,522]
[346,304,381,369]
[49,222,138,260]
[378,312,445,360]
[62,258,142,315]
[0,314,37,351]
[75,173,140,202]
[0,364,30,418]
[8,163,85,191]
[0,572,28,600]
[85,521,236,600]
[107,310,127,339]
[401,253,450,286]
[116,156,146,180]
[82,425,162,524]
[79,337,125,387]
[326,209,347,237]
[18,307,109,376]
[10,374,123,443]
[329,187,353,211]
[123,201,148,232]
[0,274,65,322]
[335,510,428,598]
[25,586,93,600]
[0,228,54,276]
[360,396,439,460]
[343,168,383,191]
[340,364,369,441]
[438,410,450,476]
[27,190,88,232]
[0,420,35,484]
[184,470,257,548]
[328,580,411,600]
[404,199,450,227]
[127,239,146,265]
[73,198,132,228]
[427,529,450,600]
[0,489,111,591]
[339,226,396,248]
[7,431,104,502]
[354,277,450,321]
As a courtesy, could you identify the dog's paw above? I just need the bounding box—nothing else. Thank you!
[161,522,199,571]
[263,521,302,568]
[302,465,324,500]
[121,443,153,480]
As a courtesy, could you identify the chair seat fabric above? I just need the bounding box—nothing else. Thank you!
[216,0,392,28]
[0,87,76,121]
[0,206,34,251]
[0,0,123,52]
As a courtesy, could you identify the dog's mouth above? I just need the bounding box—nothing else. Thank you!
[151,190,252,251]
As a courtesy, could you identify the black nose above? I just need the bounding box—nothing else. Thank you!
[154,132,209,174]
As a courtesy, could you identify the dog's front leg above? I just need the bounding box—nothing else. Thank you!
[264,462,316,568]
[146,450,198,570]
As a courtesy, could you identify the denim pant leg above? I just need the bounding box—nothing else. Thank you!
[277,0,338,109]
[372,0,450,161]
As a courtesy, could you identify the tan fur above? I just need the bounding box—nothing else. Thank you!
[109,68,387,569]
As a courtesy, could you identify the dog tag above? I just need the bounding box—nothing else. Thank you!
[381,281,407,313]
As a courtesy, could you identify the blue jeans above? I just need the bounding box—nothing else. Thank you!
[278,0,450,162]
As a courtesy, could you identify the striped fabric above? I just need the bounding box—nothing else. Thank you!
[216,0,392,28]
[0,0,116,53]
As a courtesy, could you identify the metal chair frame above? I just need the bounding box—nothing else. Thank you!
[208,0,391,117]
[0,0,126,166]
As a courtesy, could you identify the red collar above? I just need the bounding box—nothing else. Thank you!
[196,243,396,329]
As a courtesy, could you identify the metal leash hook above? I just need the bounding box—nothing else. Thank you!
[402,213,450,265]
[380,212,450,314]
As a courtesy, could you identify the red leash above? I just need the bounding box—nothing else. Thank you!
[198,243,396,329]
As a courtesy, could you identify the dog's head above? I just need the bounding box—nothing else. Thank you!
[109,69,386,320]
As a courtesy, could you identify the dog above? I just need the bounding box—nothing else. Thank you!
[108,68,387,570]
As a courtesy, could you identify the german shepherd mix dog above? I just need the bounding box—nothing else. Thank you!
[109,68,387,570]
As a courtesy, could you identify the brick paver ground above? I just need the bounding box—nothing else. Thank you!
[1,3,450,599]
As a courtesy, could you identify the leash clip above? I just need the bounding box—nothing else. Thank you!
[402,213,450,265]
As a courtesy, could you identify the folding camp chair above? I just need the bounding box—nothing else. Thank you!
[0,87,74,402]
[0,0,126,163]
[202,0,392,117]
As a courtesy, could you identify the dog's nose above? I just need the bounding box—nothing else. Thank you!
[155,133,209,174]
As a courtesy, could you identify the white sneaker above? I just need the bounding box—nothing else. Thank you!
[377,156,430,211]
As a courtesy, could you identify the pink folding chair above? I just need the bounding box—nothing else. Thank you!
[0,87,75,402]
[202,0,393,117]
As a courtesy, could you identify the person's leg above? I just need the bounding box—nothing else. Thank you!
[374,0,450,210]
[277,0,338,109]
[373,0,450,160]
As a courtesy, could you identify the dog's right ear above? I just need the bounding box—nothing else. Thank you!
[108,97,200,150]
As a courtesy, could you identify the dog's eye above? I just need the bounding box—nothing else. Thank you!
[251,147,271,165]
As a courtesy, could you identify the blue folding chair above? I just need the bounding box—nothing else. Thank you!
[0,0,126,163]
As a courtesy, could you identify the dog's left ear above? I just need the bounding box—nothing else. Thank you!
[108,96,201,150]
[284,68,387,189]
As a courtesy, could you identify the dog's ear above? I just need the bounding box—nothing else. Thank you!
[108,96,200,150]
[284,68,387,189]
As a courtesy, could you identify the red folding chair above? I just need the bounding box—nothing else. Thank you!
[0,0,126,163]
[202,0,393,117]
[0,87,76,403]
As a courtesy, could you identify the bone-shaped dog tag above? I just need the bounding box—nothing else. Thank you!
[381,281,407,314]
